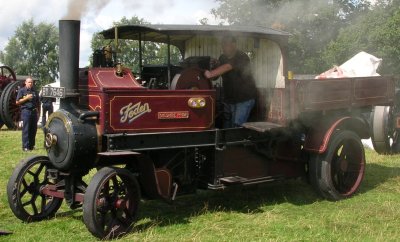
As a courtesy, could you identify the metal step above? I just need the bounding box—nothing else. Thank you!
[219,175,283,186]
[242,122,282,133]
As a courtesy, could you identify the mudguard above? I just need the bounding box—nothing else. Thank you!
[304,116,370,154]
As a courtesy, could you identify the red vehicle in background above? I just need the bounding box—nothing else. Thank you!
[0,66,41,130]
[7,20,396,239]
[0,66,21,129]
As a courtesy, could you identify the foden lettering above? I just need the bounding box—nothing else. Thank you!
[120,102,152,123]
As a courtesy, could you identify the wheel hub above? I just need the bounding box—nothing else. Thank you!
[27,182,37,194]
[339,158,348,172]
[115,199,127,209]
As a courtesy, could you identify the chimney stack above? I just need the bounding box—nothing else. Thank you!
[59,20,80,108]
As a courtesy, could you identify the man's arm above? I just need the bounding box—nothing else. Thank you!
[16,94,33,105]
[204,63,233,79]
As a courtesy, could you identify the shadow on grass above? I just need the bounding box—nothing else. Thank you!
[358,162,400,193]
[132,162,400,233]
[43,179,320,235]
[28,162,400,236]
[132,179,319,232]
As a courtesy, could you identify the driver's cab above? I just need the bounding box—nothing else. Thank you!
[97,24,290,128]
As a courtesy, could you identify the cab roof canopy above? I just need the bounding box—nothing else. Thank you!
[100,24,291,49]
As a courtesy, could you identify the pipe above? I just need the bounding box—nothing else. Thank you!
[115,26,119,54]
[78,111,100,122]
[59,20,80,108]
[167,35,171,88]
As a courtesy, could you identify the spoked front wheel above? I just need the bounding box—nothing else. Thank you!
[83,167,141,239]
[309,130,365,201]
[7,155,63,222]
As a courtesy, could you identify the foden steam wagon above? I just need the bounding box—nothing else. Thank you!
[7,20,396,239]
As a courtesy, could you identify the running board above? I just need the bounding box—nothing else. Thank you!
[219,175,284,186]
[242,122,282,133]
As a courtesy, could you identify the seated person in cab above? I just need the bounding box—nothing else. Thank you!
[204,35,257,128]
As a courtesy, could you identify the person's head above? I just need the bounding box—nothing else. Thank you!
[25,77,34,89]
[221,35,237,58]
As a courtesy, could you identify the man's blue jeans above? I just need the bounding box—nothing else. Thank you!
[21,109,37,150]
[224,99,255,128]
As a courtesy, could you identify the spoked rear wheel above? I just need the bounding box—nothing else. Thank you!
[0,66,17,130]
[7,155,63,222]
[0,65,16,85]
[83,167,140,239]
[0,80,24,129]
[309,130,365,201]
[371,106,400,154]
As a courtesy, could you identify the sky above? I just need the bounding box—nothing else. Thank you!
[0,0,221,67]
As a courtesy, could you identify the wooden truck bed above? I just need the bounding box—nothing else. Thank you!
[290,76,395,115]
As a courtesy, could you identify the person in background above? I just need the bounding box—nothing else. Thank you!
[204,35,257,128]
[40,90,55,126]
[16,77,39,152]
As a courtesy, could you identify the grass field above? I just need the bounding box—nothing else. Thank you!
[1,130,400,241]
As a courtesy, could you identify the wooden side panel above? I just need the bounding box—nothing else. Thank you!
[293,76,395,113]
[267,88,288,125]
[301,79,352,111]
[353,77,395,106]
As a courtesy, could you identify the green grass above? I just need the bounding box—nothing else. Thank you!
[1,130,400,241]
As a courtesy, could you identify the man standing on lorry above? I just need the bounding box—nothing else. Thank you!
[204,35,257,128]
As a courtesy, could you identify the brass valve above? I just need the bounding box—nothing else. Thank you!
[116,62,123,77]
[45,132,58,148]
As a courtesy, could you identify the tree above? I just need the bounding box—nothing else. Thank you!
[0,19,58,86]
[210,0,371,73]
[91,16,182,74]
[323,3,400,75]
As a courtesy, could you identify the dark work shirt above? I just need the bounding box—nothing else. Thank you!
[219,50,257,103]
[40,96,56,105]
[16,87,39,110]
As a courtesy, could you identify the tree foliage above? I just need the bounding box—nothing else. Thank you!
[323,3,400,75]
[91,16,182,74]
[0,19,58,86]
[210,0,373,74]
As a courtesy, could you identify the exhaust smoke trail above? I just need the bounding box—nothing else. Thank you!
[63,0,111,20]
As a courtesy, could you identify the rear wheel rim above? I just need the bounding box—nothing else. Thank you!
[330,137,364,196]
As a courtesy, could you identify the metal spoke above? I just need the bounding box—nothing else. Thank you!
[347,163,360,174]
[40,195,46,213]
[31,198,39,215]
[27,170,36,178]
[21,178,29,192]
[35,163,45,177]
[22,200,31,207]
[98,210,108,229]
[103,180,110,196]
[106,216,116,231]
[111,177,120,199]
